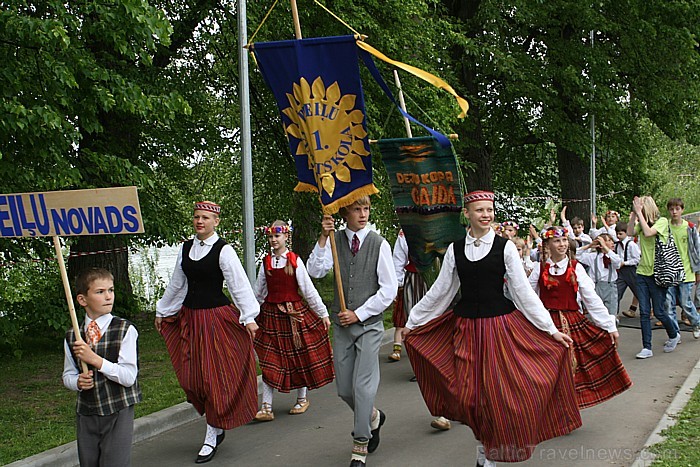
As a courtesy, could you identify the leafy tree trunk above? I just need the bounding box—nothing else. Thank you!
[556,146,591,226]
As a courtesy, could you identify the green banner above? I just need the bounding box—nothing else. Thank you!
[378,136,465,272]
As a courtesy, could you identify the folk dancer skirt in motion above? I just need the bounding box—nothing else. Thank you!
[255,300,334,392]
[550,309,632,408]
[160,304,258,430]
[404,309,582,462]
[392,271,428,328]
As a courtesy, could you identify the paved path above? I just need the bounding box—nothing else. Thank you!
[11,292,699,466]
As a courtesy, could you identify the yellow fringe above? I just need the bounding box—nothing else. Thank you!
[322,184,379,214]
[356,40,469,119]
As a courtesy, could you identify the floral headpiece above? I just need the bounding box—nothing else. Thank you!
[501,220,519,230]
[264,225,292,235]
[194,201,221,214]
[542,226,568,240]
[463,190,495,204]
[605,210,620,219]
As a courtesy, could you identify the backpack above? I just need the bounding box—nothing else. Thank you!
[653,229,685,288]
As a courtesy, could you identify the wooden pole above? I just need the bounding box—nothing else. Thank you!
[393,70,413,138]
[290,0,302,39]
[53,236,89,374]
[288,0,348,313]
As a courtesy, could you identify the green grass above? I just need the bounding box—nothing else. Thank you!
[0,277,395,465]
[0,321,185,465]
[650,383,700,466]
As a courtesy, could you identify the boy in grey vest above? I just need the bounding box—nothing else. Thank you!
[63,268,141,467]
[307,196,397,467]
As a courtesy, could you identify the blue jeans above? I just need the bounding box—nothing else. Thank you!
[666,282,700,333]
[636,274,677,350]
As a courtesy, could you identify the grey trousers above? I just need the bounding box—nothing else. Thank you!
[77,405,134,467]
[332,320,384,441]
[616,266,639,312]
[596,280,619,316]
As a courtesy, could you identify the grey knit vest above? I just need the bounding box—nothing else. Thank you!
[331,230,383,325]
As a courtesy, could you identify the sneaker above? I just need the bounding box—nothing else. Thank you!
[693,326,700,339]
[636,348,653,359]
[663,334,681,353]
[622,307,638,318]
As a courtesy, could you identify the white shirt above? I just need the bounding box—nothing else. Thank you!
[405,229,559,335]
[615,237,641,267]
[590,224,616,239]
[563,220,593,247]
[529,257,617,332]
[156,233,260,325]
[62,313,139,391]
[307,227,398,322]
[576,249,622,282]
[254,249,328,318]
[392,232,409,287]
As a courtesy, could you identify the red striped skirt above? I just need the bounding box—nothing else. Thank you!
[392,288,406,328]
[254,300,334,392]
[404,309,582,462]
[551,310,632,409]
[160,304,258,430]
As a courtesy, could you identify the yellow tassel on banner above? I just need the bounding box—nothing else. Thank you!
[356,40,469,119]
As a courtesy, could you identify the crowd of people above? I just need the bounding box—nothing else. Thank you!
[60,192,700,466]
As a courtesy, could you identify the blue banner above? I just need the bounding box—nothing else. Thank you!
[253,36,378,214]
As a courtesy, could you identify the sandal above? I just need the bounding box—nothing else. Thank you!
[289,397,310,415]
[254,402,274,422]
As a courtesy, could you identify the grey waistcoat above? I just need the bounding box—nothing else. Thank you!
[331,230,383,325]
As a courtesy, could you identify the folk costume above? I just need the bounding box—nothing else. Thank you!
[404,190,582,463]
[63,314,141,467]
[307,224,398,464]
[390,230,428,360]
[157,202,259,462]
[530,230,632,409]
[253,245,334,417]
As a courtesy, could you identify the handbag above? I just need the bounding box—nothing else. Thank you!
[653,229,685,287]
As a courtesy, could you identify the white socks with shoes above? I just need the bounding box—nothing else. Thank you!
[198,424,223,456]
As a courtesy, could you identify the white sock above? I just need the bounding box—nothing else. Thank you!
[370,408,380,430]
[476,443,486,465]
[262,381,274,408]
[198,424,218,456]
[484,459,497,467]
[297,386,308,400]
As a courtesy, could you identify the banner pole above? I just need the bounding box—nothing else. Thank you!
[290,0,302,39]
[393,69,413,138]
[52,236,89,374]
[287,1,348,313]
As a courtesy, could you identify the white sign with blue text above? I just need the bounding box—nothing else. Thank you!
[0,186,144,237]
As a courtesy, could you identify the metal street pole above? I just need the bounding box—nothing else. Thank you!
[589,29,596,229]
[238,0,255,284]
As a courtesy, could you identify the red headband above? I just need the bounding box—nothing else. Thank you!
[194,201,221,214]
[264,225,292,235]
[463,190,495,204]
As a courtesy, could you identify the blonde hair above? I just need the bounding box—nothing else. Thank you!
[338,196,370,218]
[266,220,294,276]
[639,196,660,224]
[511,237,529,257]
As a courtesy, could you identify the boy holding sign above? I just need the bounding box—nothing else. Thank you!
[63,268,141,467]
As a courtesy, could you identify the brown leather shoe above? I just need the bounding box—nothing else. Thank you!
[289,398,310,415]
[430,416,451,431]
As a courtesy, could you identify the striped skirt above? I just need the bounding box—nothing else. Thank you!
[404,309,582,462]
[160,305,258,430]
[551,310,632,409]
[392,271,428,328]
[254,300,334,392]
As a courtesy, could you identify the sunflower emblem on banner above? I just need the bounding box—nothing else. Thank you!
[282,77,370,198]
[252,36,379,214]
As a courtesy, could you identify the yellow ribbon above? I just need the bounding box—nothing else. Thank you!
[356,40,469,119]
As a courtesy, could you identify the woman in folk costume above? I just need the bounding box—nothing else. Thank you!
[529,227,632,408]
[155,201,259,464]
[253,220,334,421]
[402,190,581,466]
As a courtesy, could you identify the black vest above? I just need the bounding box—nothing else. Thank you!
[453,235,516,318]
[67,317,142,416]
[182,238,231,309]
